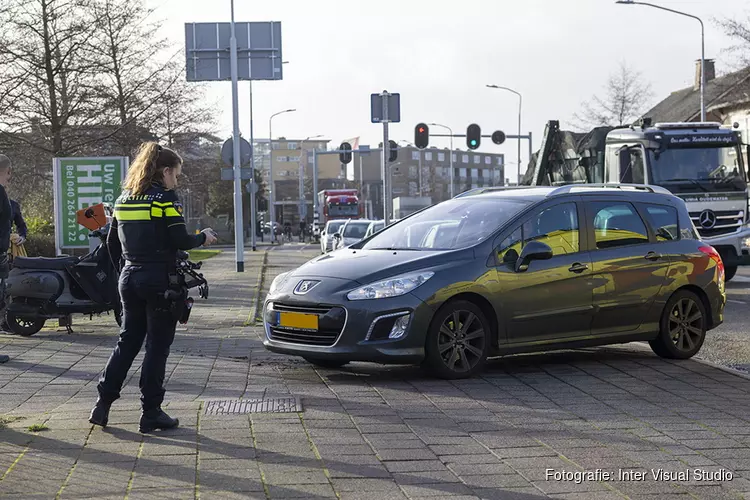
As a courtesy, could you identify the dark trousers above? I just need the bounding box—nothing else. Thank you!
[97,264,177,411]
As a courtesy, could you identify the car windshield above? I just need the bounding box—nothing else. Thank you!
[361,197,531,251]
[343,222,370,238]
[329,204,359,217]
[326,221,344,233]
[648,145,747,192]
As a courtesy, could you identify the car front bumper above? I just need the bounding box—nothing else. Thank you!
[262,284,433,364]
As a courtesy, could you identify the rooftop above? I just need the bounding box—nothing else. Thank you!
[642,66,750,123]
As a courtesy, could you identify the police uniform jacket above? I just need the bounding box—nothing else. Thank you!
[107,184,206,269]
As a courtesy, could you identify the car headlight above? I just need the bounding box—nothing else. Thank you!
[269,272,290,295]
[347,271,435,301]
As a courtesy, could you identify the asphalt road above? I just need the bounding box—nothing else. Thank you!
[699,266,750,372]
[273,243,750,374]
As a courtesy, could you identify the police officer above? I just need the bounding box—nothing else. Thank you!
[90,142,217,432]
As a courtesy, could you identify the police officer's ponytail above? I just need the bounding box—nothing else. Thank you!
[123,142,183,195]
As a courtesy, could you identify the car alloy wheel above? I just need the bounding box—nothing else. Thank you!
[424,300,490,379]
[668,297,704,353]
[649,290,707,360]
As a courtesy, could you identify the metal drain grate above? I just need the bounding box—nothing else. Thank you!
[203,397,302,415]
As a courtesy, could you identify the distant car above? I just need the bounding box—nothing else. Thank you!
[264,184,726,379]
[320,220,346,254]
[333,219,372,250]
[364,220,385,239]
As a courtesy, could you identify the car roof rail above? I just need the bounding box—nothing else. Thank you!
[548,183,672,196]
[453,186,535,199]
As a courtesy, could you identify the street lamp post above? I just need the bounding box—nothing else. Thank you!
[427,123,454,198]
[616,0,705,121]
[268,108,296,243]
[486,85,522,183]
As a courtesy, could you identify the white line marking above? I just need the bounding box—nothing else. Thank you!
[727,299,747,305]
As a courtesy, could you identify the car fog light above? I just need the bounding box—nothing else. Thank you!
[389,314,411,339]
[742,237,750,250]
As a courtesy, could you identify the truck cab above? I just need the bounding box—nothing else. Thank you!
[602,121,750,280]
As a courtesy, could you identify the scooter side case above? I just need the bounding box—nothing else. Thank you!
[5,270,65,301]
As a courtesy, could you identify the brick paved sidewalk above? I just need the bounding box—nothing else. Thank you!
[1,248,750,500]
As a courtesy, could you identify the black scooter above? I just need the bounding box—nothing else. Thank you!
[3,224,122,336]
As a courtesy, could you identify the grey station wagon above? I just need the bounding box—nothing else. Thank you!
[263,184,726,379]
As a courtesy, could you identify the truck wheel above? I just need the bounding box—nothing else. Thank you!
[5,312,45,337]
[725,265,737,282]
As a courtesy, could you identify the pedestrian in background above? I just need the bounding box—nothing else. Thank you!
[90,142,217,432]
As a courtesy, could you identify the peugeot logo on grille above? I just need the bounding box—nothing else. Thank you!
[294,280,320,295]
[699,209,717,229]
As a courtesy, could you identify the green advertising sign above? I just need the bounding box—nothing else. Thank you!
[53,157,128,250]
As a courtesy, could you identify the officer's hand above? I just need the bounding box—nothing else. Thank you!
[16,236,25,245]
[201,228,218,246]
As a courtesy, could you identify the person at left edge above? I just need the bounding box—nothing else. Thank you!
[0,154,12,364]
[90,142,217,432]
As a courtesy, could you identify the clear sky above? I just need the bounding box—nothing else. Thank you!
[148,0,748,182]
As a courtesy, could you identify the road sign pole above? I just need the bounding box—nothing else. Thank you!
[249,80,257,251]
[229,0,244,272]
[382,91,390,225]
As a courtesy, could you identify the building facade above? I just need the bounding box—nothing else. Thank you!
[256,138,505,226]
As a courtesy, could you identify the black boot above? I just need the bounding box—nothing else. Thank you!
[89,399,111,427]
[139,408,179,433]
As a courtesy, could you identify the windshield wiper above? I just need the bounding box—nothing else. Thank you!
[659,178,709,192]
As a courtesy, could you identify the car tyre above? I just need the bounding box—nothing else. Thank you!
[303,357,348,369]
[649,289,707,360]
[423,300,490,379]
[725,265,737,282]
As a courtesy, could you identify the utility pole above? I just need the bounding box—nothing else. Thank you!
[229,0,244,271]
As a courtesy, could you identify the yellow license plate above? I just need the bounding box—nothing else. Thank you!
[278,312,318,331]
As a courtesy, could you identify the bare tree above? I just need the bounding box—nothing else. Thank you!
[0,0,103,218]
[573,62,654,130]
[717,13,750,67]
[0,0,102,156]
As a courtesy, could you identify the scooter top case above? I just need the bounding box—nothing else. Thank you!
[6,256,79,301]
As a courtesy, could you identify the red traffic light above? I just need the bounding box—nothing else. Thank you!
[415,123,429,149]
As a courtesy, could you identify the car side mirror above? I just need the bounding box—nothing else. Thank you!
[515,241,553,273]
[333,233,341,239]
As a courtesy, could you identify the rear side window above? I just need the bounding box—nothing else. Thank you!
[590,202,649,249]
[642,204,680,241]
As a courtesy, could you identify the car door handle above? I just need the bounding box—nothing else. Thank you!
[569,263,589,273]
[644,251,662,261]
